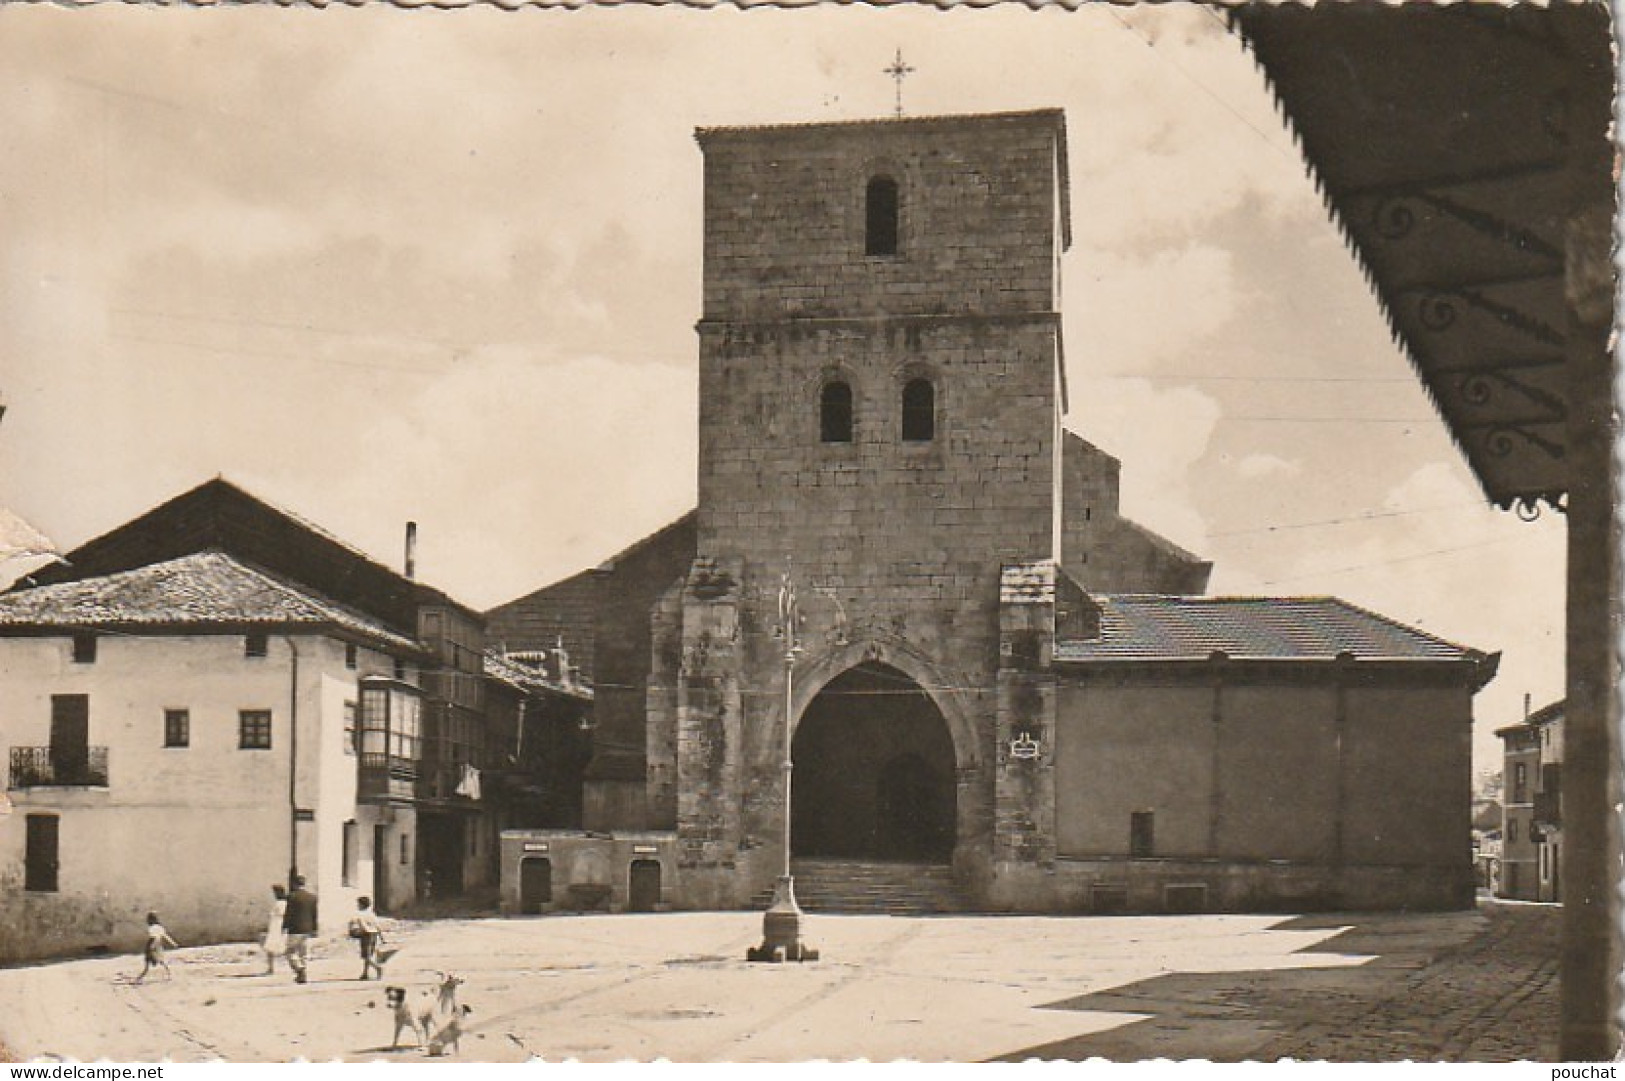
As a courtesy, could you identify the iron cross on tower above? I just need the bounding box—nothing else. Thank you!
[884,49,915,118]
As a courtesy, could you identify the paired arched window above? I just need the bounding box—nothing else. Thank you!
[865,175,900,256]
[820,380,853,443]
[818,376,936,444]
[901,377,935,442]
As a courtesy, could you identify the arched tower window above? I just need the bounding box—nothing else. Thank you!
[820,380,854,443]
[901,377,935,442]
[865,175,900,256]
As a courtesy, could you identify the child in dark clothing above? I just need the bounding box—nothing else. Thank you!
[135,912,178,983]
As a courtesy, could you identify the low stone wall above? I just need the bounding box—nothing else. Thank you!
[987,858,1473,914]
[0,887,264,966]
[499,831,679,915]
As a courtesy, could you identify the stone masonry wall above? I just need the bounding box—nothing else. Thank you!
[1061,431,1212,594]
[697,111,1064,322]
[678,112,1069,905]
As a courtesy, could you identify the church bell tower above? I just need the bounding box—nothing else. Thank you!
[653,110,1071,907]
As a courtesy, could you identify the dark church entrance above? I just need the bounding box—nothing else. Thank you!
[791,663,956,862]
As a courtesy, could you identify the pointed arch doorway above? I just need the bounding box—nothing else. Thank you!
[790,662,956,863]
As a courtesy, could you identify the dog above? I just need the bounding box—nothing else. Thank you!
[425,1004,473,1056]
[383,986,424,1049]
[384,971,465,1051]
[416,971,463,1033]
[401,971,464,1049]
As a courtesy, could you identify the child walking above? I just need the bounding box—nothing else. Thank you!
[135,912,178,983]
[262,883,288,975]
[350,896,385,981]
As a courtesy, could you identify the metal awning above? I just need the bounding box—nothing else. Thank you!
[1231,2,1615,514]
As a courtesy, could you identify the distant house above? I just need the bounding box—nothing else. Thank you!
[1495,700,1563,902]
[0,479,590,963]
[1470,796,1504,891]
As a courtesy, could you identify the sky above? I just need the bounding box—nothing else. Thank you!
[0,2,1566,774]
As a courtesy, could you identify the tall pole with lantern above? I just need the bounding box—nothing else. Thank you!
[747,560,818,963]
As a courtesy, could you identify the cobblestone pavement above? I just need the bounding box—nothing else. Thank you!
[1001,899,1561,1062]
[0,900,1560,1062]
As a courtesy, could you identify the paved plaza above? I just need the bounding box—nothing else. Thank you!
[0,899,1558,1063]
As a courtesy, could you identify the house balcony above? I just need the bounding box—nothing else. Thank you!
[357,752,418,802]
[418,762,480,803]
[9,746,110,789]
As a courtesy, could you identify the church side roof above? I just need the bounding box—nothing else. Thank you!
[1053,594,1484,665]
[0,550,421,653]
[593,510,698,573]
[1114,514,1210,571]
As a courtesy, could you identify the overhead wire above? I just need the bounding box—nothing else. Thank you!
[1210,501,1491,537]
[1258,534,1530,587]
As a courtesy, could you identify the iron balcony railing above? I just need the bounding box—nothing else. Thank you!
[9,746,110,788]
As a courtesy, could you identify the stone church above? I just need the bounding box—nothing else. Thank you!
[491,109,1497,915]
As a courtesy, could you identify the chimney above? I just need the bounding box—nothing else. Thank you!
[405,521,418,580]
[1524,692,1532,722]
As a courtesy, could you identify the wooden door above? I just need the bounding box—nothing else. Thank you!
[628,860,661,912]
[519,858,552,913]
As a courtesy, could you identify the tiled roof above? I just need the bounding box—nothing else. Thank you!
[1527,699,1565,727]
[1052,595,1482,664]
[0,550,420,652]
[483,649,592,701]
[1495,699,1564,737]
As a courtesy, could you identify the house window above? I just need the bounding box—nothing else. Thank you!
[1513,762,1528,803]
[345,644,358,670]
[865,175,900,256]
[1507,818,1520,843]
[245,634,269,658]
[400,833,410,865]
[393,658,407,681]
[820,380,854,443]
[343,701,358,756]
[164,709,190,748]
[239,710,273,750]
[901,378,935,442]
[390,695,421,761]
[25,814,59,892]
[360,682,422,766]
[342,820,358,887]
[1130,811,1155,858]
[71,633,97,664]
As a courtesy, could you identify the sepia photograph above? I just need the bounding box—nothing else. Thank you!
[0,0,1615,1064]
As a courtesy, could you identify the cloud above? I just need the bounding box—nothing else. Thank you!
[1382,459,1483,515]
[1070,244,1239,377]
[334,346,698,606]
[1070,378,1219,552]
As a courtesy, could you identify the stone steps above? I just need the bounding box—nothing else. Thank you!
[754,859,974,915]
